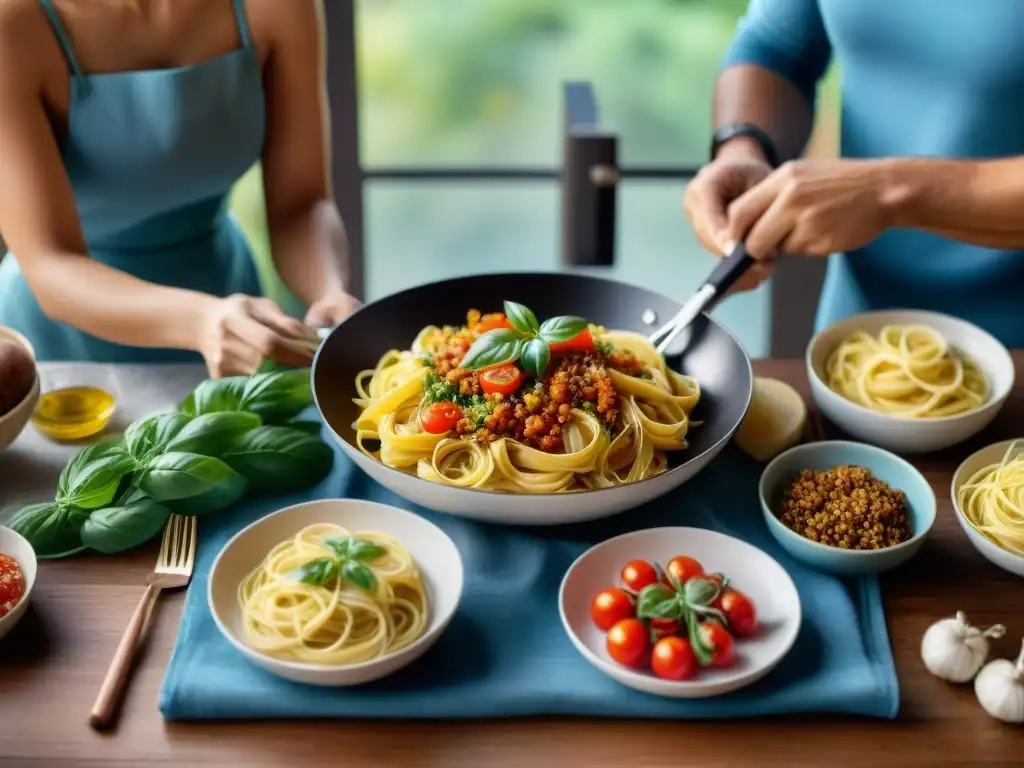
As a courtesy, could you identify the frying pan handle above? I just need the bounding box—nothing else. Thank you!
[705,243,755,297]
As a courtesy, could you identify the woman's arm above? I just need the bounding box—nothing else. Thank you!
[260,0,356,320]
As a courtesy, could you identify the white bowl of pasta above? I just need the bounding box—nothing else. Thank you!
[806,310,1014,453]
[207,498,464,686]
[951,439,1024,578]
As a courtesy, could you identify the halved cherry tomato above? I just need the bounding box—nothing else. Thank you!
[477,312,513,332]
[649,617,681,640]
[549,329,595,354]
[620,560,659,592]
[421,402,462,434]
[591,588,634,631]
[663,556,704,587]
[699,621,736,668]
[651,636,698,681]
[606,618,649,668]
[716,589,758,637]
[479,364,524,396]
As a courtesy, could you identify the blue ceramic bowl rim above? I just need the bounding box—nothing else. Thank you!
[758,440,938,558]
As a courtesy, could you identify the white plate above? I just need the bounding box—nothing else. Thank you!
[208,499,464,686]
[559,527,801,698]
[0,525,37,642]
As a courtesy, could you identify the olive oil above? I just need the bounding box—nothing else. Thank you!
[32,385,116,441]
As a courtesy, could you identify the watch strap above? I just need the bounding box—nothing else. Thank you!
[710,122,781,168]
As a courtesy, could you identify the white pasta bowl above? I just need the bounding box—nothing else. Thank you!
[0,524,38,642]
[951,439,1024,579]
[806,310,1014,453]
[208,499,464,686]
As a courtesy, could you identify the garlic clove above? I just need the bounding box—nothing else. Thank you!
[921,612,1004,684]
[974,639,1024,725]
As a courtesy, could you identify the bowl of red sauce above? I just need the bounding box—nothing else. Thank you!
[0,525,36,641]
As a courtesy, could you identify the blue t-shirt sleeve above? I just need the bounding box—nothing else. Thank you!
[721,0,833,107]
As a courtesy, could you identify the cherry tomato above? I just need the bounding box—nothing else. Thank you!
[651,636,699,681]
[479,364,525,396]
[649,617,681,640]
[663,556,704,587]
[591,588,634,631]
[477,313,513,332]
[716,589,758,637]
[421,401,463,434]
[549,329,595,354]
[699,621,736,668]
[620,559,659,592]
[606,618,649,668]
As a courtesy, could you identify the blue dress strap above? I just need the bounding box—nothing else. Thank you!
[232,0,253,48]
[37,0,86,79]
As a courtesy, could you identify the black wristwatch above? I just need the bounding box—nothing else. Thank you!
[710,123,780,168]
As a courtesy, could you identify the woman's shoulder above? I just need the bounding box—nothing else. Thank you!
[0,0,62,87]
[245,0,321,48]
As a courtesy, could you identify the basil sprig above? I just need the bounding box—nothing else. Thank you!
[291,536,387,591]
[459,300,589,379]
[635,570,730,666]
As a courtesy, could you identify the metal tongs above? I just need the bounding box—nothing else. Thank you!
[648,242,755,355]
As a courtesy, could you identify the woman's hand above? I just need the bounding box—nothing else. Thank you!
[724,159,896,261]
[304,289,361,330]
[199,294,314,378]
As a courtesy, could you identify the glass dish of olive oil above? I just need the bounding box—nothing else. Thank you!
[31,365,119,442]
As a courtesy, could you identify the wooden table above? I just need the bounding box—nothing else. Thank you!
[2,358,1023,768]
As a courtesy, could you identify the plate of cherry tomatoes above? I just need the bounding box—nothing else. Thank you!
[559,527,801,698]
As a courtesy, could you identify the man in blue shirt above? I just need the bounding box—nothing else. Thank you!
[684,0,1024,347]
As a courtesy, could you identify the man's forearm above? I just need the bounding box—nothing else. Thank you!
[269,200,350,306]
[880,156,1024,250]
[713,65,817,164]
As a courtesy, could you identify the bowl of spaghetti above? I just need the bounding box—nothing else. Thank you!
[952,439,1024,578]
[207,498,463,686]
[806,310,1014,453]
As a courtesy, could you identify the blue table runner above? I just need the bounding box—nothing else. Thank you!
[160,443,899,721]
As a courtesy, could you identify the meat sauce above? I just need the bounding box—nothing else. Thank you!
[0,553,26,619]
[421,312,647,452]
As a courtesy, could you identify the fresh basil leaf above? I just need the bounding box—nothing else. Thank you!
[222,426,334,493]
[653,599,684,621]
[683,577,720,608]
[80,499,171,555]
[292,557,338,585]
[57,438,125,497]
[348,540,386,561]
[635,583,674,619]
[322,536,353,558]
[58,452,135,511]
[459,329,525,370]
[520,338,550,379]
[239,368,313,424]
[284,419,324,435]
[125,412,192,463]
[5,502,91,559]
[184,377,248,416]
[139,451,247,514]
[116,483,149,506]
[538,315,589,343]
[342,560,376,591]
[166,411,261,456]
[503,301,540,334]
[686,608,714,666]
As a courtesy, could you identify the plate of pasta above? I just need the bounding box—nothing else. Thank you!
[807,310,1014,453]
[207,498,463,686]
[312,273,753,525]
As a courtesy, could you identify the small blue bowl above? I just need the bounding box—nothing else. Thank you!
[758,441,936,576]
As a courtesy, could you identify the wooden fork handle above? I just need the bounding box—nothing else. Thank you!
[89,583,160,730]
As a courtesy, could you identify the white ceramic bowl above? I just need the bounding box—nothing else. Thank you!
[0,326,40,452]
[807,310,1014,453]
[951,439,1024,579]
[559,527,801,698]
[0,525,38,641]
[208,499,464,686]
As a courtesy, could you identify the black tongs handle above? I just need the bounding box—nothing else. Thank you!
[706,242,755,296]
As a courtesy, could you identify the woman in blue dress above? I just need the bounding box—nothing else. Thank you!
[684,0,1024,348]
[0,0,359,376]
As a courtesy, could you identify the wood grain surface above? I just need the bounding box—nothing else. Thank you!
[2,357,1023,768]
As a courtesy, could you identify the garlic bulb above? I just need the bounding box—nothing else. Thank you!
[921,611,1005,683]
[975,639,1024,724]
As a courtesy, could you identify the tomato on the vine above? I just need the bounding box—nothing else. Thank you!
[620,560,658,592]
[699,621,736,668]
[716,589,758,637]
[649,617,681,640]
[651,636,698,681]
[663,556,704,587]
[591,588,634,631]
[606,618,649,668]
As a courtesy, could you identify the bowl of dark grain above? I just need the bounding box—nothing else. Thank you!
[758,441,936,576]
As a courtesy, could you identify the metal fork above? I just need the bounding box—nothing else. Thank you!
[89,514,196,730]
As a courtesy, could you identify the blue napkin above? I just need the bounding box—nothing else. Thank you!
[160,442,899,721]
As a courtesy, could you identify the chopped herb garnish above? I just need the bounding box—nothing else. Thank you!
[418,353,435,367]
[595,339,614,355]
